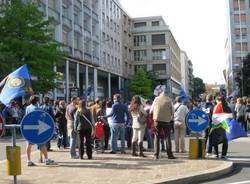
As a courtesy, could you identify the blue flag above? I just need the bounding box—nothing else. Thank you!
[226,119,248,141]
[0,64,33,105]
[179,87,188,104]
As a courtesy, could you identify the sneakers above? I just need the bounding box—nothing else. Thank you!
[27,160,36,167]
[45,159,55,165]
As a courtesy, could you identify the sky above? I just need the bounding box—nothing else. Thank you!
[119,0,228,84]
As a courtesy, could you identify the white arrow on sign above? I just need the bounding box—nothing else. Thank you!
[189,116,207,126]
[23,120,51,135]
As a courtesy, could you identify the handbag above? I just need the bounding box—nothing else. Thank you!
[137,108,146,125]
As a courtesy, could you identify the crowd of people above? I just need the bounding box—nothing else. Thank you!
[0,87,249,166]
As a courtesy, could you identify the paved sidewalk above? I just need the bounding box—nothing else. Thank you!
[0,148,232,184]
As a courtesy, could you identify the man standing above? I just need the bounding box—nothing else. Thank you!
[104,94,130,154]
[65,97,78,158]
[25,95,54,166]
[151,86,175,159]
[40,96,54,151]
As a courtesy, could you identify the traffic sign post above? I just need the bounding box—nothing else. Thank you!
[186,109,209,159]
[21,110,55,145]
[0,115,4,137]
[186,109,209,133]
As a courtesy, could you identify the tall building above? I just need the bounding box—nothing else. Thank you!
[226,0,250,95]
[181,51,193,97]
[37,0,127,101]
[130,16,182,96]
[2,1,190,100]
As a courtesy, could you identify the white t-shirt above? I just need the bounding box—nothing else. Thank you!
[106,108,112,126]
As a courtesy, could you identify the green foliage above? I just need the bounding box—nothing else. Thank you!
[242,54,250,96]
[129,68,153,99]
[193,77,205,99]
[0,0,66,93]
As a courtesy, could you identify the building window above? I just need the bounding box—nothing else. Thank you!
[134,22,146,28]
[110,37,113,48]
[235,28,247,39]
[106,16,109,27]
[152,21,160,26]
[107,54,110,65]
[102,32,106,41]
[234,14,246,24]
[152,34,166,45]
[233,0,245,10]
[103,52,106,64]
[134,50,147,61]
[152,49,167,60]
[62,30,68,44]
[235,42,248,51]
[133,35,146,46]
[153,64,166,75]
[135,65,147,72]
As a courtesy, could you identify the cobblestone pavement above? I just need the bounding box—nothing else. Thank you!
[0,148,232,184]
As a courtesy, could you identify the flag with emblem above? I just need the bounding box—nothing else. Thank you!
[0,64,33,105]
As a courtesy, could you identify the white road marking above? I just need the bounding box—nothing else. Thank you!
[226,180,250,184]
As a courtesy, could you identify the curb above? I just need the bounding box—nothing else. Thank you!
[155,161,233,184]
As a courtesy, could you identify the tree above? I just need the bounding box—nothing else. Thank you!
[242,54,250,96]
[0,0,66,93]
[129,68,153,99]
[193,77,205,99]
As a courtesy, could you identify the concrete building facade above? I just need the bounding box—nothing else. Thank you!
[181,51,193,97]
[37,0,129,101]
[226,0,250,95]
[130,16,182,96]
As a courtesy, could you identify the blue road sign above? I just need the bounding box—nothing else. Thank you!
[20,110,55,145]
[186,109,209,132]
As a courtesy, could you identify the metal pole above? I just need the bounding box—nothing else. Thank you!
[5,124,20,184]
[12,126,17,184]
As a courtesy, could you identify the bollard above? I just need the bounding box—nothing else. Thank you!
[189,138,206,159]
[6,146,21,176]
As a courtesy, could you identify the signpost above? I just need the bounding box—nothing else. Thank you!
[20,110,55,145]
[186,109,209,132]
[0,115,4,137]
[186,109,209,159]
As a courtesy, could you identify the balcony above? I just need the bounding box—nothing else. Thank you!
[92,34,99,43]
[74,49,83,60]
[154,70,168,79]
[62,16,72,29]
[130,25,169,33]
[83,5,91,16]
[48,7,60,23]
[84,29,91,39]
[92,11,99,21]
[84,52,92,62]
[63,46,73,55]
[74,23,82,34]
[74,0,82,9]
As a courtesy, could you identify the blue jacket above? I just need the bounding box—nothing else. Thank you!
[105,102,130,124]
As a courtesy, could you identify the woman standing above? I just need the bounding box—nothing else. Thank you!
[235,97,247,132]
[129,95,147,157]
[74,100,94,159]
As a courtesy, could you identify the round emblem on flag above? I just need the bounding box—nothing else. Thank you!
[7,77,25,88]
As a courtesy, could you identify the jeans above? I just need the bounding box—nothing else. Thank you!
[78,129,92,159]
[145,127,154,149]
[110,123,125,152]
[154,121,173,157]
[69,130,77,157]
[57,123,67,148]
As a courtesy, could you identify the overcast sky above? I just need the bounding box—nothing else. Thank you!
[119,0,228,84]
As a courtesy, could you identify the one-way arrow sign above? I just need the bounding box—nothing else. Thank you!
[23,120,51,135]
[186,110,209,132]
[21,110,55,144]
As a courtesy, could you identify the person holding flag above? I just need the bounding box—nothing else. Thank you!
[210,96,232,159]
